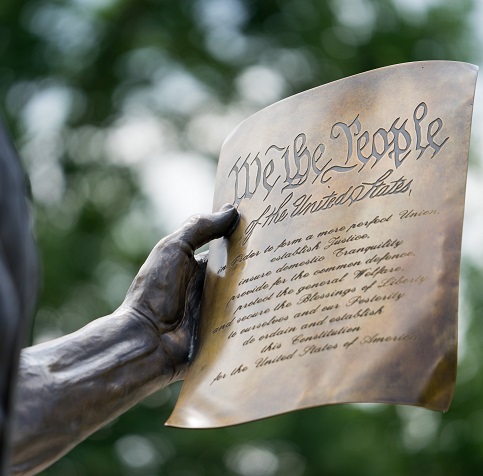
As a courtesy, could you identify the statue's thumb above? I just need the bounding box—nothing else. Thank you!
[177,204,240,252]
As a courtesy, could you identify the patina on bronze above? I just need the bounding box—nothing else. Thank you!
[167,61,478,429]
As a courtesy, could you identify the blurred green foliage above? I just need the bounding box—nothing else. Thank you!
[1,0,482,475]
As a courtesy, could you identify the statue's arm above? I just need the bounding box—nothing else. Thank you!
[9,205,239,476]
[10,310,178,476]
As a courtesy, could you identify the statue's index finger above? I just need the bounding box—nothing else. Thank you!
[175,204,240,252]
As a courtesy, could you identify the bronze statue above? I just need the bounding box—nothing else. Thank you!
[0,117,39,476]
[8,205,239,476]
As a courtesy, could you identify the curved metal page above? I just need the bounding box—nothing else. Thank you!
[167,61,478,428]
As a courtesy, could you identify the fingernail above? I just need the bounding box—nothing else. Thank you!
[224,209,241,238]
[220,203,235,212]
